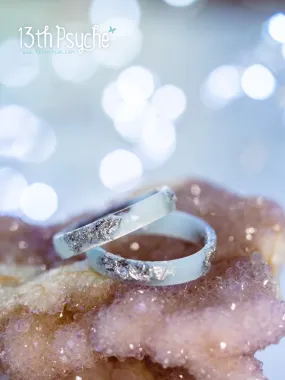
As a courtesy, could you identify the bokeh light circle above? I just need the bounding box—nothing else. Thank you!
[114,103,156,142]
[117,66,154,105]
[94,27,143,70]
[89,0,141,26]
[207,65,241,100]
[241,64,276,100]
[20,183,58,221]
[115,101,145,123]
[163,0,199,6]
[101,82,121,119]
[101,81,150,138]
[52,50,98,83]
[152,85,187,120]
[0,105,56,163]
[0,168,28,212]
[140,115,176,164]
[18,123,57,164]
[0,38,39,87]
[99,149,143,191]
[267,13,285,44]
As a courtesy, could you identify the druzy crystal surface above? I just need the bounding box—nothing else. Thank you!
[0,180,284,379]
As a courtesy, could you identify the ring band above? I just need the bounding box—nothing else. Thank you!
[53,186,176,259]
[87,211,216,286]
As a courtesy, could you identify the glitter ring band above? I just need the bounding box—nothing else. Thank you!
[87,210,216,286]
[53,186,176,259]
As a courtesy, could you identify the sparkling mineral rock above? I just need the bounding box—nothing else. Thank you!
[0,180,284,380]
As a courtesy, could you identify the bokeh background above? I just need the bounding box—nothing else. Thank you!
[1,0,285,377]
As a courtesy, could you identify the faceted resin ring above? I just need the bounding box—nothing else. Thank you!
[87,210,216,286]
[53,186,176,259]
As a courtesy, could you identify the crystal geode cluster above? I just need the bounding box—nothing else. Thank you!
[0,180,285,380]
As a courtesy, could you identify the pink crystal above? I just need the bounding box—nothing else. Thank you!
[0,180,284,379]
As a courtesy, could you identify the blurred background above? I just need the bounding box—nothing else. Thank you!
[1,0,285,224]
[1,0,285,377]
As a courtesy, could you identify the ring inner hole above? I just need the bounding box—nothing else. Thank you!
[105,235,203,262]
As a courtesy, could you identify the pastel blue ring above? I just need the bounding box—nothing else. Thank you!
[87,210,216,286]
[53,186,176,259]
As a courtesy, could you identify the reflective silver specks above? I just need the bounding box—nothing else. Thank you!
[64,216,122,253]
[100,253,170,283]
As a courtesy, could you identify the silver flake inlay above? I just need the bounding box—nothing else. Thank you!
[100,253,170,283]
[64,216,122,253]
[202,226,216,272]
